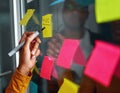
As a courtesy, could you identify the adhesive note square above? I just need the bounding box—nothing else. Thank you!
[32,14,40,25]
[73,45,86,66]
[40,56,54,80]
[57,39,80,69]
[58,78,80,93]
[42,14,53,38]
[30,81,38,93]
[75,0,94,6]
[50,0,65,6]
[20,9,35,26]
[114,61,120,79]
[95,0,120,23]
[84,40,120,87]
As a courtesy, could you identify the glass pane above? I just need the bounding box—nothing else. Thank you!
[0,0,15,93]
[22,0,120,93]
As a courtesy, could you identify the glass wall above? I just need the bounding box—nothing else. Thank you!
[20,0,120,93]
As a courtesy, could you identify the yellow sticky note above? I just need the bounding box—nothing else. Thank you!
[42,14,53,38]
[32,14,40,25]
[20,9,35,26]
[95,0,120,23]
[58,78,80,93]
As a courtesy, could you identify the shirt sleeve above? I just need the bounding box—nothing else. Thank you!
[5,69,32,93]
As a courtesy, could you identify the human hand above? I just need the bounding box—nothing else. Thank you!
[18,32,41,76]
[46,33,64,59]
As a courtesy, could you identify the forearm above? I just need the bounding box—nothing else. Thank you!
[5,69,32,93]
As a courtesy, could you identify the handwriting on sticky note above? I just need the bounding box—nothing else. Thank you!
[50,0,65,6]
[57,39,80,69]
[40,56,54,80]
[95,0,120,23]
[84,40,120,87]
[42,14,53,38]
[58,78,80,93]
[20,9,35,26]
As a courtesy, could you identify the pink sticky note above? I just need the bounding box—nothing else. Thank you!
[52,64,58,79]
[40,56,54,80]
[84,40,120,87]
[57,39,80,69]
[114,61,120,78]
[73,46,86,66]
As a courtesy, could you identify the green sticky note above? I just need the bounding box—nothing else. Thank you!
[30,81,38,93]
[96,0,120,23]
[58,78,80,93]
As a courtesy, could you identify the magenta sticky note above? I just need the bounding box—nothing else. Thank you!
[73,46,86,66]
[40,56,54,80]
[57,39,80,69]
[84,40,120,87]
[114,61,120,78]
[52,64,58,79]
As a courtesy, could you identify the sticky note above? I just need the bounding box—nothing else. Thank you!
[95,0,120,23]
[40,56,54,80]
[84,40,120,87]
[73,45,86,66]
[30,81,38,93]
[50,0,65,6]
[74,0,94,6]
[34,65,40,75]
[27,0,33,3]
[20,9,35,26]
[58,78,80,93]
[114,61,120,79]
[42,14,53,38]
[57,39,80,69]
[32,14,40,25]
[52,64,58,79]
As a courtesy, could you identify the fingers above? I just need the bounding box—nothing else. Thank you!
[46,49,58,58]
[31,37,41,55]
[31,49,40,59]
[24,32,41,49]
[19,32,34,44]
[55,33,64,43]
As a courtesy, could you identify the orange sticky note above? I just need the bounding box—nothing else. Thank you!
[40,56,54,80]
[42,14,53,38]
[20,9,35,26]
[58,78,80,93]
[57,39,81,69]
[84,40,120,87]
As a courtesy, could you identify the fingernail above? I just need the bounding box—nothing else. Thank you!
[32,49,36,55]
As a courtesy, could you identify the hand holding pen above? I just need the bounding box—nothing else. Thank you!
[8,27,45,57]
[17,31,41,76]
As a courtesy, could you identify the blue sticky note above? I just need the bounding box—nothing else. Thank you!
[74,0,94,6]
[30,81,38,93]
[50,0,65,6]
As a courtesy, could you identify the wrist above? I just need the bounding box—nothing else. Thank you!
[17,65,32,76]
